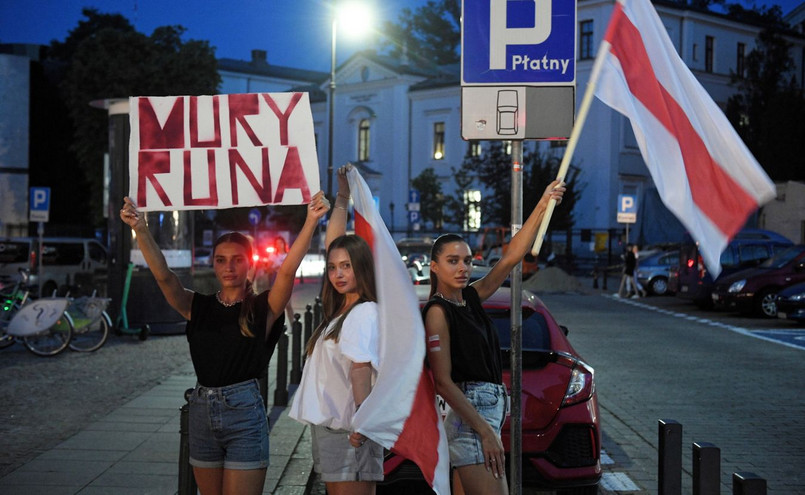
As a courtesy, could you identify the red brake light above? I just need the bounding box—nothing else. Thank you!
[252,254,260,262]
[686,258,695,268]
[266,246,276,254]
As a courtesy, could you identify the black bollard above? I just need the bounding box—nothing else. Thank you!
[304,304,313,347]
[178,388,197,495]
[693,442,720,495]
[733,472,766,495]
[592,266,599,289]
[274,332,289,406]
[314,296,323,330]
[658,419,682,495]
[290,313,302,384]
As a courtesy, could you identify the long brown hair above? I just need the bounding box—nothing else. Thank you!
[305,235,376,356]
[213,232,257,338]
[428,233,468,299]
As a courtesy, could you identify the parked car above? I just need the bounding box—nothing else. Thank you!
[775,281,805,323]
[193,247,213,267]
[711,245,805,318]
[636,249,677,296]
[0,237,107,295]
[379,285,601,494]
[676,229,793,308]
[397,237,434,266]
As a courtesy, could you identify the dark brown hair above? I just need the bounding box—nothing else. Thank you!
[305,234,377,356]
[213,232,257,338]
[428,233,469,299]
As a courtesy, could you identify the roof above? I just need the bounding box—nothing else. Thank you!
[217,57,327,85]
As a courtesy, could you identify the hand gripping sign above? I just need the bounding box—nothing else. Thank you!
[129,92,321,211]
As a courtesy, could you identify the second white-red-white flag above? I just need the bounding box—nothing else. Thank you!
[347,167,451,494]
[594,0,776,277]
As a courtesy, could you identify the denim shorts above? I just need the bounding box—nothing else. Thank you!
[188,378,269,470]
[310,425,384,482]
[444,381,507,467]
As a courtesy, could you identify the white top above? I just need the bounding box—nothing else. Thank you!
[289,301,379,430]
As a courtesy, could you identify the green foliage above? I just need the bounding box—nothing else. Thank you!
[411,167,447,229]
[381,0,460,67]
[726,23,805,181]
[459,142,582,230]
[46,8,221,226]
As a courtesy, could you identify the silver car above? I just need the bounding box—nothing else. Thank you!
[636,250,678,296]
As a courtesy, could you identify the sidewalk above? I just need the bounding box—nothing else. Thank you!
[0,282,322,495]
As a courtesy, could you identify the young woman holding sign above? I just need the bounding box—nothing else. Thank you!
[120,192,329,495]
[424,180,565,495]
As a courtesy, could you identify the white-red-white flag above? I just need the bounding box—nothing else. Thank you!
[594,0,776,277]
[347,167,450,495]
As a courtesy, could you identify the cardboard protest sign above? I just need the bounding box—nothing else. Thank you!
[129,92,320,211]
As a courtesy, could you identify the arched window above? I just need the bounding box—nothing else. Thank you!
[358,119,371,161]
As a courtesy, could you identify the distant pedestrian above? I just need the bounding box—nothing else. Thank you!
[120,192,329,495]
[424,179,565,495]
[290,165,383,495]
[632,244,647,297]
[618,244,638,298]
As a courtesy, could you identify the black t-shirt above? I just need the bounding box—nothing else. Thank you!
[186,290,285,387]
[624,251,637,275]
[423,286,502,385]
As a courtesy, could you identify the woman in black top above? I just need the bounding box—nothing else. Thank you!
[120,192,329,495]
[424,180,565,495]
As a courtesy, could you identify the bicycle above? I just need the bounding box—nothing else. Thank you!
[0,269,75,357]
[67,293,111,352]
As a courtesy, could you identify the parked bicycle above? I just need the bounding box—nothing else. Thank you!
[66,293,111,352]
[0,269,74,356]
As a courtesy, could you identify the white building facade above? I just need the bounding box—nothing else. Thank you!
[219,0,804,251]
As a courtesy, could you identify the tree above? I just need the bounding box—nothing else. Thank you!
[459,142,582,230]
[411,167,446,230]
[45,9,221,226]
[381,0,460,67]
[725,15,805,181]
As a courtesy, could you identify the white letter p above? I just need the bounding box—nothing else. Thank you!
[489,0,552,70]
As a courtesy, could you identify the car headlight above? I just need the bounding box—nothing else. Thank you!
[562,361,595,407]
[728,280,746,293]
[789,293,805,301]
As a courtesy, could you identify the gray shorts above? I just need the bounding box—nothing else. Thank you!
[444,381,507,467]
[310,424,384,482]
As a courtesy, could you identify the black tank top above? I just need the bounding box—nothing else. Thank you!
[423,286,502,384]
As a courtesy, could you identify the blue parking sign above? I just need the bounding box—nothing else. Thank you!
[29,187,51,222]
[462,0,576,85]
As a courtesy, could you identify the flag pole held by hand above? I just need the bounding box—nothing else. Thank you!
[531,40,612,257]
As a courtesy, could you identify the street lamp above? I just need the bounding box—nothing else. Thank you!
[327,1,372,199]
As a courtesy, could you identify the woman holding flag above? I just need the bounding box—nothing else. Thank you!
[290,165,383,495]
[424,179,565,495]
[119,192,329,495]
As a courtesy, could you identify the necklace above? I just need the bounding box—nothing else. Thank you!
[216,291,244,307]
[435,292,466,307]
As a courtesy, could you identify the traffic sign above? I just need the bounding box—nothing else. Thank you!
[461,0,576,86]
[248,208,262,226]
[617,194,637,224]
[29,187,51,222]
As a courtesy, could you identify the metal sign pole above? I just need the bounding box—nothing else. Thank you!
[509,140,524,495]
[38,222,44,298]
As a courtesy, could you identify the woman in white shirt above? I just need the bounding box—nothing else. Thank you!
[290,166,381,495]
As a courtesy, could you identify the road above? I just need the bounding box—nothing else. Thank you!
[539,291,805,494]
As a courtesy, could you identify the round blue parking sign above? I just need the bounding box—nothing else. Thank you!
[248,208,261,226]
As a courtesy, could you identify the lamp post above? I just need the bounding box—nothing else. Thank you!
[326,1,372,200]
[327,17,337,199]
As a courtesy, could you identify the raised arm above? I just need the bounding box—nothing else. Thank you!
[119,197,193,319]
[324,165,351,251]
[267,192,330,330]
[471,180,565,302]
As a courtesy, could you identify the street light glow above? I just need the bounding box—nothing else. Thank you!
[337,1,373,38]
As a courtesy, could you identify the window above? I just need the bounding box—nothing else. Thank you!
[358,119,370,161]
[736,42,745,78]
[692,43,698,62]
[464,190,482,231]
[469,140,482,157]
[579,20,594,60]
[705,36,714,73]
[433,122,445,160]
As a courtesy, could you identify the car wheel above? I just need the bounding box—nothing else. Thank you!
[649,277,668,296]
[755,289,778,318]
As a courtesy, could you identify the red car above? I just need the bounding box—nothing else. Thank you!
[379,285,601,494]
